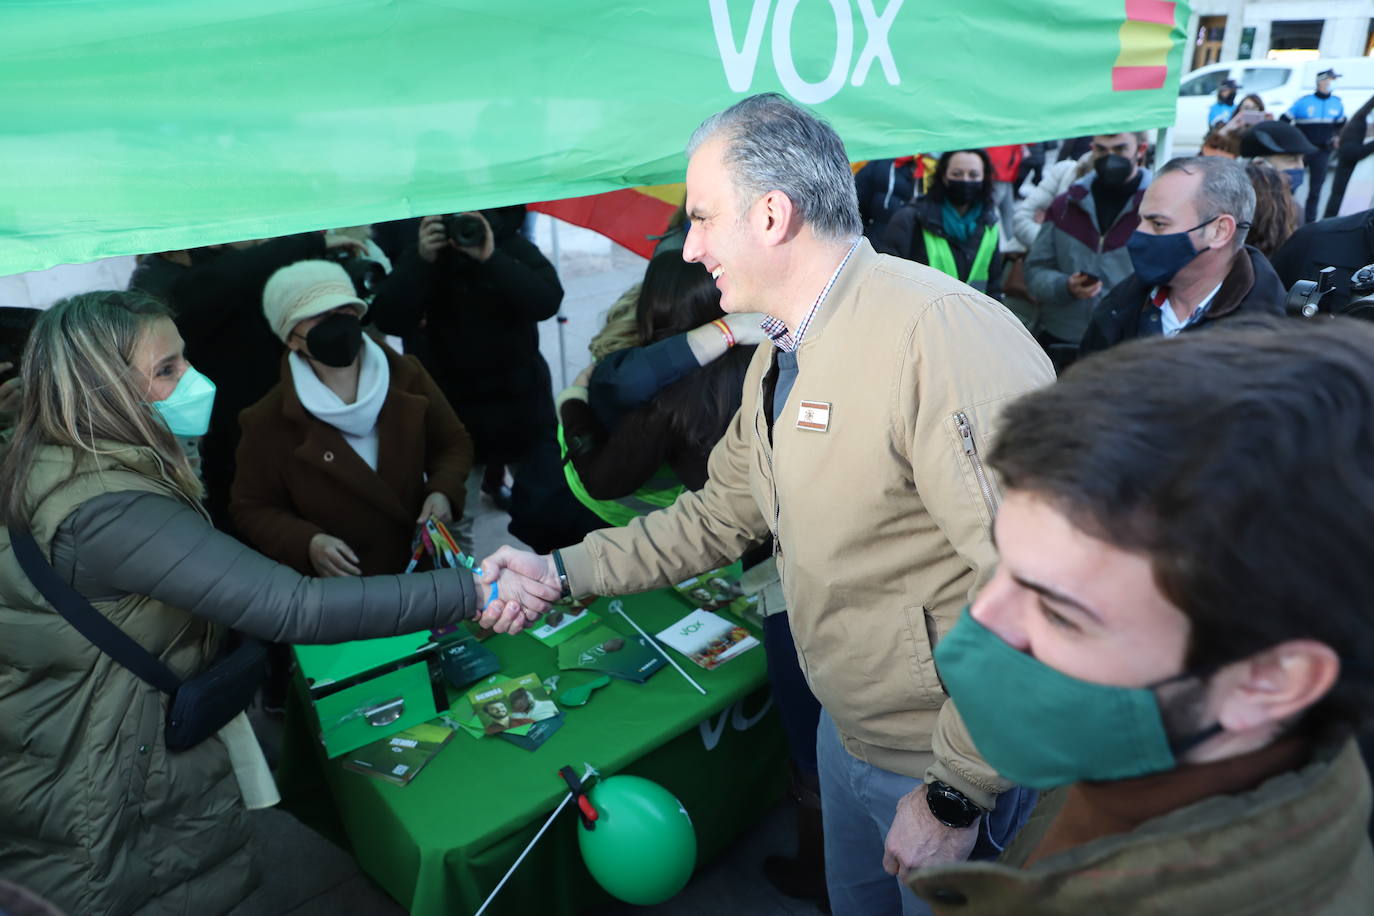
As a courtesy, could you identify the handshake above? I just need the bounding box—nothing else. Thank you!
[473,546,565,634]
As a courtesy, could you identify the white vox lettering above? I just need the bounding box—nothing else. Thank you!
[698,694,775,751]
[772,0,852,105]
[710,0,772,92]
[852,0,904,87]
[708,0,903,103]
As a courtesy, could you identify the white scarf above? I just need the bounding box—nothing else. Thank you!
[288,335,390,470]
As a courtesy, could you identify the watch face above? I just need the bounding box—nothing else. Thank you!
[927,783,980,828]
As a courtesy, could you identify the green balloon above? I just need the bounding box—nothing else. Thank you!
[577,775,697,904]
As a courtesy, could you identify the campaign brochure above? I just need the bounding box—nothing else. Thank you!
[655,609,759,670]
[526,599,600,647]
[465,672,562,748]
[437,636,501,690]
[557,624,665,683]
[672,568,742,612]
[497,712,565,752]
[340,719,455,786]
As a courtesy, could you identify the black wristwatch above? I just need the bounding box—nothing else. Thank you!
[925,780,983,829]
[551,550,571,599]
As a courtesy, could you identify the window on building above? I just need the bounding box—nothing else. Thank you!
[1269,19,1324,53]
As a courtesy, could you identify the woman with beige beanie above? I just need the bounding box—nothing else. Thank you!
[230,259,474,578]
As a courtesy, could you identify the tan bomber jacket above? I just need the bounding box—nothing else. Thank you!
[560,239,1055,804]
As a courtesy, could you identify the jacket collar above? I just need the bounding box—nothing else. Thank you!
[1067,167,1153,228]
[910,737,1372,912]
[800,237,877,343]
[1023,733,1313,867]
[1144,246,1282,324]
[278,345,420,525]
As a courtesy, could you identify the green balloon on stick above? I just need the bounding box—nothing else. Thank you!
[577,775,697,905]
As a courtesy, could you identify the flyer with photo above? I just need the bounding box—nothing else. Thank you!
[340,720,455,786]
[526,599,600,647]
[673,569,741,612]
[466,673,560,736]
[655,609,759,670]
[557,624,665,683]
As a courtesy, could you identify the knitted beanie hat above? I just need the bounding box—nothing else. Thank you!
[262,259,367,343]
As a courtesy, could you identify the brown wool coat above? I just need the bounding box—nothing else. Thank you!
[230,346,472,576]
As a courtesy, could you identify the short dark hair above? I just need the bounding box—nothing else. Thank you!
[989,317,1374,732]
[1158,156,1256,247]
[926,149,995,209]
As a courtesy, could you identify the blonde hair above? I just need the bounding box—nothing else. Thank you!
[587,283,645,362]
[0,291,203,528]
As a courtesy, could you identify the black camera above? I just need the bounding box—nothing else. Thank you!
[1286,265,1374,321]
[442,213,487,249]
[325,250,386,301]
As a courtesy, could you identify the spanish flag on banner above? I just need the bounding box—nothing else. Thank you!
[1113,0,1176,91]
[529,184,685,259]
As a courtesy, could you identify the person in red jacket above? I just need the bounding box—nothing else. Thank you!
[985,144,1025,238]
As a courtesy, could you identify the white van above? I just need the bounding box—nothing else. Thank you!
[1173,57,1374,152]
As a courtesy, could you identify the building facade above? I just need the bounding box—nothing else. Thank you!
[1187,0,1374,70]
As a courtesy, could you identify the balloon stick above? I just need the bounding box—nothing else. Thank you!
[610,600,706,696]
[474,763,598,916]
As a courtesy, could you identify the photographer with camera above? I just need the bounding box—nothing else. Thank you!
[369,206,565,553]
[1272,208,1374,318]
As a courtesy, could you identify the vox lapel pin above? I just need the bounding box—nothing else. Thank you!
[796,400,831,432]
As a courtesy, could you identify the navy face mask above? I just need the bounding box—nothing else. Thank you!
[1126,216,1217,288]
[1283,168,1306,195]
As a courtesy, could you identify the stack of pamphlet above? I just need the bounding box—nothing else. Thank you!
[340,720,455,786]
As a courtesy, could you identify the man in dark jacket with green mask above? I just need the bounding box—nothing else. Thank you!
[908,318,1374,914]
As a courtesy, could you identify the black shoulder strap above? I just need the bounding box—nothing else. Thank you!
[11,529,182,694]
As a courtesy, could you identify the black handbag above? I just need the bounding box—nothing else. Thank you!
[11,529,266,752]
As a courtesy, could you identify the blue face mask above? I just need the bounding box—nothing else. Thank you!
[1126,216,1217,288]
[151,365,217,437]
[1283,168,1306,195]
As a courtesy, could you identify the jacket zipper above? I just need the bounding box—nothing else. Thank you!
[955,411,999,520]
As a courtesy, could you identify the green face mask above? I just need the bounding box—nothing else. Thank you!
[934,608,1219,790]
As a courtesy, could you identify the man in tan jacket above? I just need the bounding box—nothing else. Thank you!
[481,93,1054,915]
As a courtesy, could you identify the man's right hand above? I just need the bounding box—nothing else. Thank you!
[477,546,563,632]
[1067,272,1103,300]
[309,533,362,577]
[418,215,449,264]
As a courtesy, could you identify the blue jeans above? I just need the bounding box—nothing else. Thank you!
[816,708,1037,916]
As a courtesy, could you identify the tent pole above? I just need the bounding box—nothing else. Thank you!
[550,218,568,388]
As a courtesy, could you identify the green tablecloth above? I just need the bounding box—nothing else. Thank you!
[280,588,788,916]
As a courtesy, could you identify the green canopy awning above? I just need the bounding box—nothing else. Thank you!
[0,0,1187,276]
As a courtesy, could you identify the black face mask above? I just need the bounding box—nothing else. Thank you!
[944,180,982,205]
[1094,154,1135,189]
[301,312,363,368]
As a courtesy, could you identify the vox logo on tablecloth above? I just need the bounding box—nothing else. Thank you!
[699,695,775,751]
[709,0,905,104]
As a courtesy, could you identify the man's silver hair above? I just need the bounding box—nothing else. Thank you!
[687,93,862,241]
[1159,156,1256,247]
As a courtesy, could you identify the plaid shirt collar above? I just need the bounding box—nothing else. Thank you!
[760,238,861,352]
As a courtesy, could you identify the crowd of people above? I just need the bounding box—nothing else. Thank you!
[2,84,1374,916]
